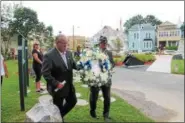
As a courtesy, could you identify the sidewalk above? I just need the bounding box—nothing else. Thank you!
[146,55,173,73]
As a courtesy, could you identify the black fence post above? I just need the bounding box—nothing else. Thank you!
[22,38,27,97]
[25,40,29,87]
[18,35,25,111]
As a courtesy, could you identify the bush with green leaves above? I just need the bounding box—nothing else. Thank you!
[113,53,155,64]
[165,46,178,50]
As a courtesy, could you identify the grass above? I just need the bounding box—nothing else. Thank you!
[171,59,184,75]
[2,60,154,122]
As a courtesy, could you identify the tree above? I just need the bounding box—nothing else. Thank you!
[180,22,184,38]
[124,15,145,33]
[124,14,162,33]
[144,15,162,26]
[11,7,39,38]
[1,2,21,56]
[180,22,184,31]
[112,38,123,53]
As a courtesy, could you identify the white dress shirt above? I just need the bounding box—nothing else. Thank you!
[59,51,68,69]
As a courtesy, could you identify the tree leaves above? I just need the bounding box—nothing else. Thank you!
[124,14,162,33]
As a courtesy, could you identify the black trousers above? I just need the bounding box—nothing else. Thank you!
[53,88,77,118]
[33,65,42,82]
[1,76,3,85]
[90,85,111,117]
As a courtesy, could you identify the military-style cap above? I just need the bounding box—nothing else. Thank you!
[99,36,108,44]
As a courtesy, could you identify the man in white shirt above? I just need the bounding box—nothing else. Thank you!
[1,54,8,85]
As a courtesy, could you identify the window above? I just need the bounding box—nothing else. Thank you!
[144,42,145,48]
[177,31,180,36]
[172,31,174,36]
[132,42,134,48]
[161,32,163,37]
[137,33,139,39]
[175,31,177,36]
[134,33,136,39]
[149,33,151,38]
[146,42,148,48]
[166,32,168,37]
[149,42,151,48]
[146,33,148,38]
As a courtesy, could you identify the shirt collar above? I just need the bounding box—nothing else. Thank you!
[56,47,66,55]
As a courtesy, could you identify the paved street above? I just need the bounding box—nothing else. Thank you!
[111,66,184,122]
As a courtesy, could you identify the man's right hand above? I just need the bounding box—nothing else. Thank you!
[57,83,64,89]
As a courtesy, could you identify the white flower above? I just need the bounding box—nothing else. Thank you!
[103,68,106,72]
[85,71,88,74]
[90,83,94,86]
[77,61,81,65]
[86,50,93,57]
[84,77,88,81]
[98,83,102,87]
[84,66,88,70]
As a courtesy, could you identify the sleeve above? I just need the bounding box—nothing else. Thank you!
[41,54,59,88]
[32,49,37,55]
[109,51,115,69]
[70,51,81,70]
[1,55,4,61]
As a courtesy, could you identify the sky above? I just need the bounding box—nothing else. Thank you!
[3,1,184,37]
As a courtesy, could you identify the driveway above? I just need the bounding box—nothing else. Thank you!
[111,66,184,122]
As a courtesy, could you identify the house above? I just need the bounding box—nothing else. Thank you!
[91,26,127,52]
[128,23,156,52]
[67,36,86,51]
[157,21,181,47]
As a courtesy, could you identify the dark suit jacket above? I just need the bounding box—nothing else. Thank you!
[42,48,79,97]
[103,49,115,86]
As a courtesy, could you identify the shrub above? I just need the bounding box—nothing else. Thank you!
[165,46,178,50]
[124,53,156,62]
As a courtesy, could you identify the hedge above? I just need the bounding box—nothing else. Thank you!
[113,53,156,64]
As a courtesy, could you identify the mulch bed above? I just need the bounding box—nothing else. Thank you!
[115,61,154,66]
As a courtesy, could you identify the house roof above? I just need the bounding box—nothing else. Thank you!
[159,21,175,26]
[91,25,126,43]
[129,23,156,31]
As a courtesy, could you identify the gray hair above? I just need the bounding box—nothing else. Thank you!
[55,34,67,42]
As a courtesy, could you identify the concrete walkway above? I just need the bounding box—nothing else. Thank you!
[146,55,173,73]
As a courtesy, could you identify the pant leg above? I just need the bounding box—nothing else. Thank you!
[53,94,65,118]
[1,76,3,85]
[61,87,77,117]
[101,85,111,117]
[89,86,99,112]
[33,65,42,82]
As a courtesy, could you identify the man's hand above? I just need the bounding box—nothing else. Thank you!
[55,81,66,92]
[57,83,64,89]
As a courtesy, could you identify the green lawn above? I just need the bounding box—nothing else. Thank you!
[171,59,184,75]
[2,60,154,122]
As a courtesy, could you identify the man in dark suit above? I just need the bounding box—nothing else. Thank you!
[89,36,115,122]
[42,34,81,121]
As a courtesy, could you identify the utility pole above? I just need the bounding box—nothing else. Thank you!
[73,25,75,51]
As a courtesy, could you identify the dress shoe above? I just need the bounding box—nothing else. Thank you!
[90,111,99,119]
[104,116,111,122]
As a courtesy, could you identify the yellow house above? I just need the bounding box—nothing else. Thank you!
[157,21,181,47]
[67,36,86,51]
